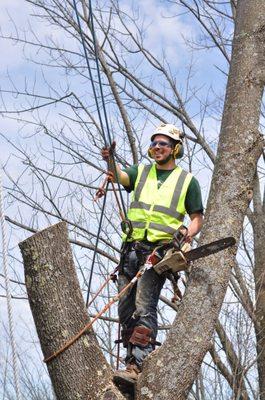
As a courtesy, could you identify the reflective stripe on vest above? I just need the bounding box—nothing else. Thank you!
[124,164,193,242]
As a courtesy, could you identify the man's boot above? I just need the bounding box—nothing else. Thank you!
[113,326,154,390]
[113,361,141,383]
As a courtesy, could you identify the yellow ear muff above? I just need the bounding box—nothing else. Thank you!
[172,143,184,159]
[148,147,154,158]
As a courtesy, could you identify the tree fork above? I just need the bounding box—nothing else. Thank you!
[138,1,264,398]
[19,221,124,400]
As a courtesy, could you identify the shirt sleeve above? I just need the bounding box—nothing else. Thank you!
[185,177,204,215]
[121,164,138,193]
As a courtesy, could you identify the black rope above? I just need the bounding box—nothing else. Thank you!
[72,0,107,146]
[86,180,109,307]
[87,2,128,218]
[72,0,127,218]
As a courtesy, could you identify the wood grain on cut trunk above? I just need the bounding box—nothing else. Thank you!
[19,222,124,400]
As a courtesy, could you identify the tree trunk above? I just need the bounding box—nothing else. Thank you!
[138,1,264,398]
[251,173,265,400]
[19,222,124,400]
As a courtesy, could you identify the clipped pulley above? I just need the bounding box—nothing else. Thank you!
[121,219,133,238]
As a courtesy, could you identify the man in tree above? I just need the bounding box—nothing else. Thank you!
[102,123,203,384]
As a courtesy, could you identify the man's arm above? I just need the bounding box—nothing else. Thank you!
[187,212,204,241]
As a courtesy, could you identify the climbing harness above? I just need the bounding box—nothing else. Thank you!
[43,240,177,364]
[43,227,236,364]
[0,173,22,400]
[84,230,190,353]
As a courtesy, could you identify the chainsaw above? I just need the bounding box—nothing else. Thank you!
[148,226,236,275]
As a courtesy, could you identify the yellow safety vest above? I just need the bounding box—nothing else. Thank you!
[124,164,193,242]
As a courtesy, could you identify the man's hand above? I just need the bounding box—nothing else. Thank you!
[178,214,203,245]
[180,225,192,243]
[101,141,116,161]
[100,141,130,187]
[173,226,190,249]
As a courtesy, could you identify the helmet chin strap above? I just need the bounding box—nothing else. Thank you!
[156,154,174,165]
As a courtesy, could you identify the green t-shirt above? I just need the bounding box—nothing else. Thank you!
[123,164,203,215]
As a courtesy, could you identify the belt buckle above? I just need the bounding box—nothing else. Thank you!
[133,241,141,251]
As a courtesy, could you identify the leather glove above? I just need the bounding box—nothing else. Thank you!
[101,141,116,161]
[173,225,190,249]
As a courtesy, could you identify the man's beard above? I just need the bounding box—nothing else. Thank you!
[156,154,173,165]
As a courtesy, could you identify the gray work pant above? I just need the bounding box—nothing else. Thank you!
[118,243,166,367]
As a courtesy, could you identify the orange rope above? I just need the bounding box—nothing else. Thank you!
[94,170,125,221]
[86,266,118,309]
[44,268,146,363]
[86,275,113,309]
[94,171,114,202]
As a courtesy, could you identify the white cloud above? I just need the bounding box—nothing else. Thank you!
[119,0,196,67]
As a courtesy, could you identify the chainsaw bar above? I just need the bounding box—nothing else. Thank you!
[185,236,236,262]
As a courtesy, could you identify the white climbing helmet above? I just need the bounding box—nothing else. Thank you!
[151,123,184,143]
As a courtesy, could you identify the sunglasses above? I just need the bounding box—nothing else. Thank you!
[150,140,172,148]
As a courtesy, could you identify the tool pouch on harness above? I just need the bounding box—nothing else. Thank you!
[129,326,156,348]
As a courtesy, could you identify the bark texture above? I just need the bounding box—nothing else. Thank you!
[251,174,265,400]
[19,222,124,400]
[138,1,264,398]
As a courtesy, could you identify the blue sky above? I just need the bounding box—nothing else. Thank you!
[0,0,230,207]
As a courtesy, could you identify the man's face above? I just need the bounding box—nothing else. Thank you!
[150,134,173,163]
